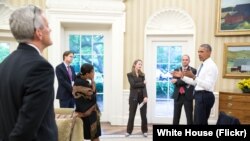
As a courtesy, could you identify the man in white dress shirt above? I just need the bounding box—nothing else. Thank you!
[173,44,218,125]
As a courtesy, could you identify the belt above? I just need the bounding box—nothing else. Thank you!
[195,90,212,93]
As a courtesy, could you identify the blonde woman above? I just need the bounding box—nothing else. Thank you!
[125,59,148,137]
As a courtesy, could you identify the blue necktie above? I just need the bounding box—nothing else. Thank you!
[197,63,203,77]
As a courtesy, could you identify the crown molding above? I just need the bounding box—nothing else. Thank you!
[46,0,125,13]
[146,8,195,34]
[0,3,14,30]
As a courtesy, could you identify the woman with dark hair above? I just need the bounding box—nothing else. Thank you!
[72,63,101,141]
[125,59,148,137]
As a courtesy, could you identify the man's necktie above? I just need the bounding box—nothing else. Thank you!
[179,67,186,95]
[197,63,203,77]
[179,86,185,94]
[67,66,72,81]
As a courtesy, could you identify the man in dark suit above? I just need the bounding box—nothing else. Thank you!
[0,5,57,141]
[171,55,196,125]
[55,51,76,108]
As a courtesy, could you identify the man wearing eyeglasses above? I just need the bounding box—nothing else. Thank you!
[0,5,57,141]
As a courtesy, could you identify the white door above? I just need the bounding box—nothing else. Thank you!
[145,35,194,124]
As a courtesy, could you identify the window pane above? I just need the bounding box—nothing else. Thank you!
[156,64,168,81]
[93,35,104,55]
[72,54,80,73]
[81,35,92,54]
[97,94,103,111]
[156,81,168,99]
[96,82,103,93]
[93,55,104,73]
[170,46,182,63]
[157,46,169,63]
[81,55,92,64]
[0,43,10,63]
[69,35,80,53]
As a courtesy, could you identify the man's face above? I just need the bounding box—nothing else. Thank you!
[40,14,52,47]
[198,47,211,61]
[182,55,190,68]
[65,53,74,64]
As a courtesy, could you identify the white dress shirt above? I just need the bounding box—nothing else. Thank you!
[181,57,218,92]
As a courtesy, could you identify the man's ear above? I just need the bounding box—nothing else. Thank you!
[35,29,43,40]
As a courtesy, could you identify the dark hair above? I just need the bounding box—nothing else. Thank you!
[200,44,212,52]
[63,51,74,60]
[80,63,94,75]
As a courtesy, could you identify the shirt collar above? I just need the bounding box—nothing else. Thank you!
[202,57,212,65]
[63,62,70,68]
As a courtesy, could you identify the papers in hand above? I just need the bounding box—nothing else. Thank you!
[139,102,145,109]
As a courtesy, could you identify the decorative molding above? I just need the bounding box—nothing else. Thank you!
[0,3,14,30]
[46,0,125,13]
[146,8,195,34]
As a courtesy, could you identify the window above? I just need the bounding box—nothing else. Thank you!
[69,34,104,111]
[0,43,10,63]
[155,45,182,116]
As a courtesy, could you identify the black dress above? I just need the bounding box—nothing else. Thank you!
[73,77,101,140]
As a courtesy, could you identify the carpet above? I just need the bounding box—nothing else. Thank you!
[85,123,153,141]
[100,134,152,141]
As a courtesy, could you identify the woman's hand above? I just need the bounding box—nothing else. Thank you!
[143,97,148,103]
[170,78,177,83]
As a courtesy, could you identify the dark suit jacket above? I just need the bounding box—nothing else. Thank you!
[172,66,197,101]
[55,63,76,100]
[0,43,58,141]
[127,72,147,101]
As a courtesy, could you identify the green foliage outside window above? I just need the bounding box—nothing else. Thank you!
[0,43,10,63]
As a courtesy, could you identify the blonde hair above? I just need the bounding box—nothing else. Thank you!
[131,59,145,76]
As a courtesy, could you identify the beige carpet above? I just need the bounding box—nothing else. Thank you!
[100,135,152,141]
[99,122,153,141]
[101,122,153,135]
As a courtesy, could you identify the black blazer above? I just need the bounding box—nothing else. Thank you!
[172,66,197,101]
[55,63,76,100]
[0,43,58,141]
[127,72,147,101]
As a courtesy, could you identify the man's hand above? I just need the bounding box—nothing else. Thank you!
[143,97,148,103]
[172,71,183,78]
[183,70,195,79]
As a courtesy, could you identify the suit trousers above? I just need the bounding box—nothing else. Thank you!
[127,98,148,134]
[59,98,75,108]
[194,90,215,125]
[173,94,193,125]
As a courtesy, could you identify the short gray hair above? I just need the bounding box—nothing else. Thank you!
[182,54,190,60]
[9,5,44,43]
[200,44,212,52]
